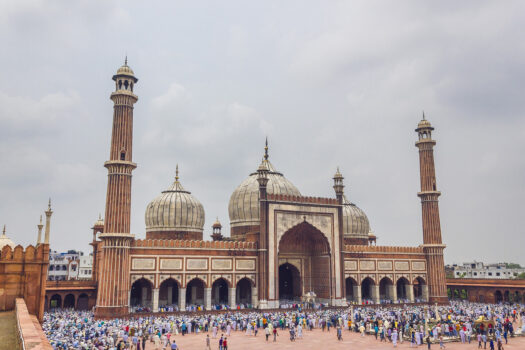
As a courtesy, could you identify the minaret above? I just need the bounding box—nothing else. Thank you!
[95,59,138,318]
[257,139,270,308]
[36,215,43,245]
[333,167,344,203]
[44,199,53,244]
[415,114,448,304]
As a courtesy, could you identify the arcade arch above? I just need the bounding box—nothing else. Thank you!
[345,277,357,302]
[186,278,205,306]
[236,277,253,306]
[396,277,410,301]
[361,277,375,301]
[130,278,153,308]
[159,278,179,307]
[211,278,229,305]
[63,294,75,308]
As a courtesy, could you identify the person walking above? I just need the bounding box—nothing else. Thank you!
[265,326,270,341]
[273,327,278,342]
[223,337,228,350]
[439,334,445,349]
[205,334,211,350]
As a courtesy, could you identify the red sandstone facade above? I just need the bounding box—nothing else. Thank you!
[45,62,452,318]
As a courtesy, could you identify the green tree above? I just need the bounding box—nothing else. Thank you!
[505,263,522,269]
[515,272,525,280]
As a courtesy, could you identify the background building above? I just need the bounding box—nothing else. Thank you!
[48,250,93,281]
[447,262,525,279]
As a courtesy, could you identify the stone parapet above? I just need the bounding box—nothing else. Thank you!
[266,193,338,205]
[133,239,257,250]
[344,245,424,254]
[15,298,52,350]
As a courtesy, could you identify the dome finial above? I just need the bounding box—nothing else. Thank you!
[264,137,269,160]
[48,198,52,210]
[125,55,128,66]
[422,110,426,120]
[2,224,5,236]
[175,164,179,182]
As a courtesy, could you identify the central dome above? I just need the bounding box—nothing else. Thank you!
[228,143,301,239]
[145,166,205,240]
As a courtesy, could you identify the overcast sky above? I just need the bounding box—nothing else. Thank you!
[1,1,524,266]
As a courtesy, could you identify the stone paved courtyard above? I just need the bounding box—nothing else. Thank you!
[144,328,525,350]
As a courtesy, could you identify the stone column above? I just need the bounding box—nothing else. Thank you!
[422,285,429,302]
[152,288,159,312]
[389,285,397,303]
[167,286,173,305]
[355,285,362,304]
[373,285,380,304]
[204,288,212,310]
[141,286,148,306]
[229,287,236,309]
[179,288,186,310]
[251,287,258,307]
[407,284,415,303]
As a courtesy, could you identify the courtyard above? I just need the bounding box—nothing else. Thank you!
[143,327,525,350]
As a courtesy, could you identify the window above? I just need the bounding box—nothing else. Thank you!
[120,151,126,160]
[496,273,500,276]
[474,272,477,276]
[488,272,492,276]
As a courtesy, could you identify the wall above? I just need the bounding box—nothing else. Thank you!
[0,244,49,321]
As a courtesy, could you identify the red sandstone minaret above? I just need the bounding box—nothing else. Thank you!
[415,114,448,304]
[95,59,138,318]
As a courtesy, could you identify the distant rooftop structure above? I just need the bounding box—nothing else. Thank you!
[446,261,525,279]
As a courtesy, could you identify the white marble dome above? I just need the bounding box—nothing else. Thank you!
[145,171,205,234]
[228,159,301,228]
[0,226,15,250]
[342,195,370,239]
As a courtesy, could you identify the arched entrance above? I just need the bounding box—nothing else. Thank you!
[211,278,229,306]
[159,278,179,308]
[186,278,205,306]
[278,263,301,300]
[63,294,75,308]
[396,277,410,301]
[413,277,426,301]
[77,293,89,310]
[495,290,503,303]
[50,294,61,309]
[236,278,253,306]
[278,221,331,301]
[379,277,394,302]
[345,277,357,302]
[130,278,153,309]
[361,277,375,303]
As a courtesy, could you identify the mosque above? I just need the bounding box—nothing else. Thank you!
[39,60,449,318]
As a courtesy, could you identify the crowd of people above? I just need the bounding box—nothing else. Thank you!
[42,300,525,349]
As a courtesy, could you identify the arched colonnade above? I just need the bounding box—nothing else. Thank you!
[345,275,428,304]
[129,275,257,312]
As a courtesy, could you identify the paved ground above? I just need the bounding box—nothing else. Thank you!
[0,311,20,350]
[145,328,525,350]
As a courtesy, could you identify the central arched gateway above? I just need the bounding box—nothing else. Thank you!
[278,221,331,302]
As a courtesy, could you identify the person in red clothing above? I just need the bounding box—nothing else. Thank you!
[223,337,228,350]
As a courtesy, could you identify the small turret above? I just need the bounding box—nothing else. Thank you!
[211,217,223,241]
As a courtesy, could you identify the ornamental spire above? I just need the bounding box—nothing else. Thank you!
[2,224,5,237]
[264,137,269,160]
[175,164,179,182]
